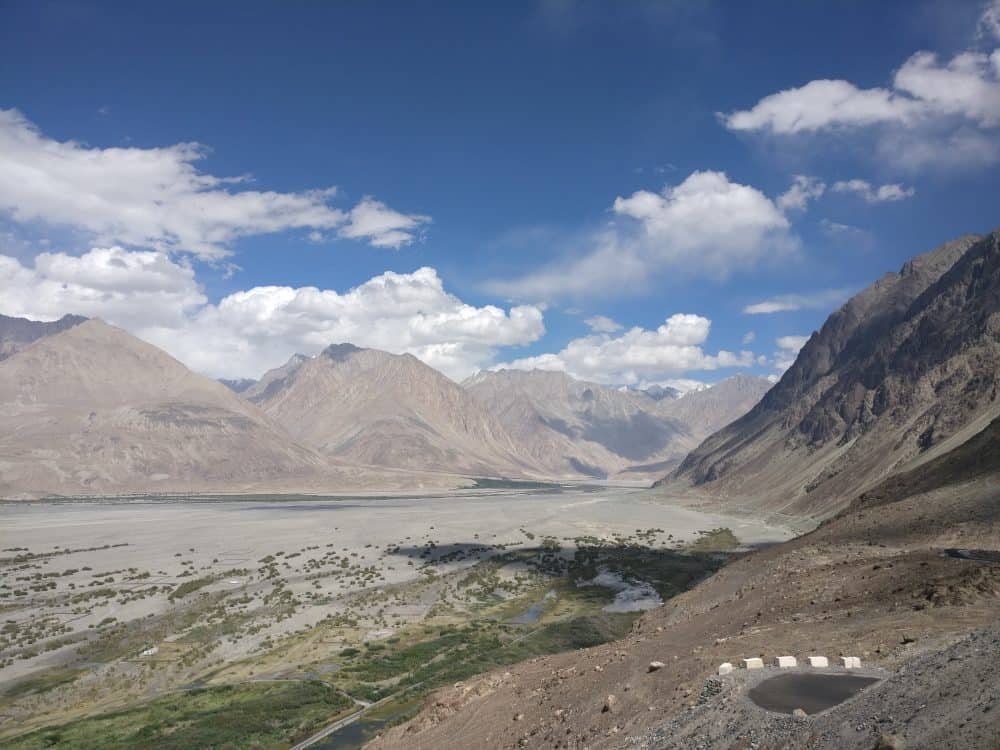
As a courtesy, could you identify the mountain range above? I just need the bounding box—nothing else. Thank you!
[0,317,769,498]
[245,344,535,478]
[464,369,769,480]
[3,230,994,505]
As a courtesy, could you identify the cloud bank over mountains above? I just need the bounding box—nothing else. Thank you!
[495,313,755,386]
[0,248,543,381]
[5,5,994,387]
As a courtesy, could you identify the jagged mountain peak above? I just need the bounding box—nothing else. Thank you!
[322,342,364,361]
[0,311,88,361]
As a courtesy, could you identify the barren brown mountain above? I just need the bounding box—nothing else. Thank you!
[0,320,425,498]
[663,231,1000,518]
[249,344,539,477]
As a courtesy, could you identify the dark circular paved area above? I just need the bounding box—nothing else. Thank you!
[748,673,881,715]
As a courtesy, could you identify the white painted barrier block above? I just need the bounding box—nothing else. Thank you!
[775,656,797,668]
[718,662,734,675]
[807,656,829,668]
[840,656,861,669]
[742,657,764,670]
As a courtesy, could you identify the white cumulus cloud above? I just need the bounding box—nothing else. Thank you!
[743,288,853,315]
[777,175,826,212]
[493,313,754,385]
[0,248,543,381]
[338,197,431,249]
[720,5,1000,170]
[831,179,915,203]
[773,334,810,372]
[486,170,793,300]
[584,315,623,333]
[0,109,429,260]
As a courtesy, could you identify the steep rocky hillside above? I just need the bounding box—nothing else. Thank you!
[368,414,1000,750]
[664,231,1000,518]
[0,320,410,498]
[0,313,86,360]
[250,344,537,477]
[464,370,770,480]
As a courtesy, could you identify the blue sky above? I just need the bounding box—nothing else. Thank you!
[1,0,998,386]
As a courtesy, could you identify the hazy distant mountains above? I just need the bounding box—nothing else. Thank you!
[665,230,1000,517]
[464,369,770,479]
[0,314,770,497]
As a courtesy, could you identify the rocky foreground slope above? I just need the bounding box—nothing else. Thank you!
[368,231,1000,750]
[368,414,1000,750]
[663,231,1000,518]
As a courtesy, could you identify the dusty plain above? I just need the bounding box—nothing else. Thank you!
[0,485,791,748]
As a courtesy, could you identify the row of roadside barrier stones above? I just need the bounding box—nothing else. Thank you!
[717,655,862,675]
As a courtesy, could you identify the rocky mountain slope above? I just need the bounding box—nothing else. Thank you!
[663,231,1000,518]
[0,320,423,498]
[242,353,309,401]
[0,312,86,361]
[463,370,770,480]
[369,413,1000,750]
[249,344,537,477]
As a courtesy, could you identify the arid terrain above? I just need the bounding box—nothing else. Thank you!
[3,2,999,746]
[367,418,1000,750]
[0,486,791,748]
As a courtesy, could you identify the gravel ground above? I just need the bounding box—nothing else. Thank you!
[630,624,1000,750]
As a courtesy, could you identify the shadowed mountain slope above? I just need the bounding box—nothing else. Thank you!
[663,231,1000,518]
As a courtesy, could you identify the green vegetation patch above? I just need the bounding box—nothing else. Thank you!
[0,668,84,701]
[687,527,740,553]
[6,681,353,750]
[470,477,563,491]
[169,576,214,601]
